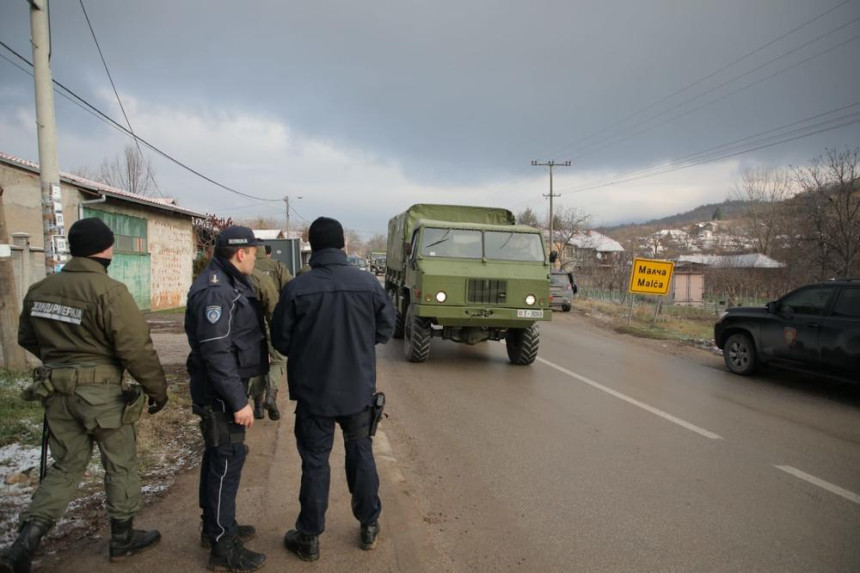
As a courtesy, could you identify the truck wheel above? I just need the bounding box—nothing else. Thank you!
[506,325,540,365]
[404,305,431,363]
[723,332,757,376]
[562,304,571,312]
[392,295,405,339]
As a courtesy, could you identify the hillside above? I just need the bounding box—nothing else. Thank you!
[598,199,750,234]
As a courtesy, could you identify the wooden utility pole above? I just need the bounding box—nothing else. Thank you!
[0,188,28,370]
[532,160,570,257]
[30,0,66,275]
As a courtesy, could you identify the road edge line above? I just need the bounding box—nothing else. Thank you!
[774,465,860,505]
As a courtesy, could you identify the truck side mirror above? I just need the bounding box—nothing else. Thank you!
[549,251,558,263]
[765,301,778,313]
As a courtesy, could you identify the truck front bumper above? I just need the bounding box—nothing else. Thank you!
[412,303,551,327]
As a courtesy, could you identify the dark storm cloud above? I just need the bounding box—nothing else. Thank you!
[1,0,858,220]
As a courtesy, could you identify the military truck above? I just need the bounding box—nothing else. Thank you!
[385,204,551,365]
[369,251,387,275]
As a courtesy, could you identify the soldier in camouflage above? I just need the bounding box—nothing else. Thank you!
[250,244,292,420]
[0,218,168,572]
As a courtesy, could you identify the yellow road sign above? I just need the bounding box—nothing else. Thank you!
[628,257,675,295]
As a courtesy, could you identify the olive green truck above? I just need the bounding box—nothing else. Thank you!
[385,204,551,365]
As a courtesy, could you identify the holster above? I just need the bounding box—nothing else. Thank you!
[341,393,386,440]
[193,404,245,448]
[120,384,147,424]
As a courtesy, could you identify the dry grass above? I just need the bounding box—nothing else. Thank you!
[575,297,716,345]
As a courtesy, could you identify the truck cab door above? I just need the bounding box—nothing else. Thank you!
[819,286,860,380]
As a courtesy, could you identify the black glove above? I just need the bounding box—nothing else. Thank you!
[148,396,168,415]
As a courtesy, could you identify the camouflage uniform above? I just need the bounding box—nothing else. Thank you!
[251,249,292,419]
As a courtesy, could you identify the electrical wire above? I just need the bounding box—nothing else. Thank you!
[0,40,281,203]
[78,0,163,197]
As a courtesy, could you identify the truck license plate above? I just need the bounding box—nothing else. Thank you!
[517,309,544,318]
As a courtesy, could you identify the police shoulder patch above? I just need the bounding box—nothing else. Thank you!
[205,305,222,324]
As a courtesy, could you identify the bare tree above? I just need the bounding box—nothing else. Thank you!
[793,147,860,278]
[731,167,794,257]
[367,233,387,252]
[549,206,591,265]
[97,144,159,196]
[517,207,540,227]
[235,215,281,230]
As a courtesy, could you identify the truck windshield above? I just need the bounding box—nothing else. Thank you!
[421,228,482,258]
[485,232,545,262]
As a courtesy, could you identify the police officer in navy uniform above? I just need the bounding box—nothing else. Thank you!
[271,217,395,561]
[185,226,268,572]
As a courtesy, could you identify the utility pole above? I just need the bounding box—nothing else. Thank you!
[283,195,302,237]
[532,160,570,258]
[30,0,65,276]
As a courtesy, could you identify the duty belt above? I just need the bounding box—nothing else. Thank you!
[36,363,124,386]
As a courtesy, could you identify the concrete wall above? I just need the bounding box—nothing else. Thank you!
[1,163,196,311]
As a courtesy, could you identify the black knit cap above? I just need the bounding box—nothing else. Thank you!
[308,217,345,251]
[68,217,115,257]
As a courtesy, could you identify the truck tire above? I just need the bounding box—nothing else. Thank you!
[723,332,757,376]
[392,294,405,339]
[506,324,540,365]
[404,305,431,363]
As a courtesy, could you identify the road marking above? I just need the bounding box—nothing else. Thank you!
[775,465,860,505]
[536,357,723,440]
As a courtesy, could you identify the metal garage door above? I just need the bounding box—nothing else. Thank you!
[83,208,151,310]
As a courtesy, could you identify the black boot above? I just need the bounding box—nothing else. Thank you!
[360,521,380,550]
[283,529,319,562]
[208,535,266,572]
[201,524,257,549]
[264,388,280,421]
[0,518,51,573]
[108,518,161,562]
[252,395,265,420]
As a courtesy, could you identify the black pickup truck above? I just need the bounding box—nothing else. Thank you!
[714,280,860,382]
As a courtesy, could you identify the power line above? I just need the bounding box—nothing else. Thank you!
[78,0,163,197]
[555,103,860,195]
[0,40,281,204]
[563,18,860,163]
[482,0,859,196]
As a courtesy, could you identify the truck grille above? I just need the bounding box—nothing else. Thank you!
[467,279,507,304]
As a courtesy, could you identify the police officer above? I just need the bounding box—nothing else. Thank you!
[0,218,168,572]
[247,257,279,420]
[185,226,268,572]
[271,217,395,561]
[252,244,292,420]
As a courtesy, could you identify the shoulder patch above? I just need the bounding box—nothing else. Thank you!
[209,272,220,285]
[30,301,83,325]
[206,305,222,324]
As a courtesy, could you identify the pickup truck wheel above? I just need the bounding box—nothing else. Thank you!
[724,332,757,375]
[562,304,571,312]
[506,324,540,365]
[404,306,431,363]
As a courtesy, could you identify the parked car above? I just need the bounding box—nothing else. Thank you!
[549,270,577,312]
[714,279,860,382]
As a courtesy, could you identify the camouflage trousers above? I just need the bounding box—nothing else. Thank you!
[249,347,286,399]
[23,385,141,525]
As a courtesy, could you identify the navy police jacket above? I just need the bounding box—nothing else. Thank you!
[185,256,268,413]
[271,248,395,417]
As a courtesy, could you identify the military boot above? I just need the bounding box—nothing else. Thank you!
[360,521,380,550]
[200,518,257,549]
[108,518,161,562]
[0,517,51,573]
[208,535,266,572]
[283,529,319,562]
[263,387,280,421]
[252,395,265,420]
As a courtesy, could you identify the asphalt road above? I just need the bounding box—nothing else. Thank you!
[35,309,860,572]
[378,310,860,572]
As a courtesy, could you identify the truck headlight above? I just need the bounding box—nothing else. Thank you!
[525,294,536,306]
[435,291,447,303]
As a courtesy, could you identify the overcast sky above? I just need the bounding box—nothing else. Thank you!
[1,0,858,234]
